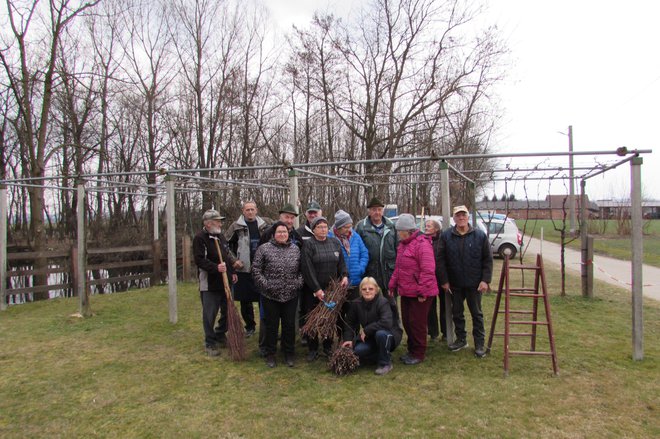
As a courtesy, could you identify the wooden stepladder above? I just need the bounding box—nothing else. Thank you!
[487,254,559,377]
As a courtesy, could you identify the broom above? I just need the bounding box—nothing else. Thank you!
[301,279,349,342]
[211,236,247,361]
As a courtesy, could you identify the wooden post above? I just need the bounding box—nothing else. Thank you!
[630,156,643,360]
[151,239,162,286]
[580,179,593,298]
[0,184,7,311]
[586,236,594,298]
[70,245,78,297]
[181,234,191,282]
[166,177,178,324]
[77,181,91,317]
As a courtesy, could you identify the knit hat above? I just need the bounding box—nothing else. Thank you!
[367,197,385,208]
[202,209,225,221]
[279,203,299,216]
[395,213,417,231]
[306,200,322,213]
[453,205,469,215]
[333,210,353,229]
[310,216,328,230]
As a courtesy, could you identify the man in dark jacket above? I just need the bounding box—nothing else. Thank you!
[438,205,493,358]
[355,197,398,296]
[259,203,303,247]
[193,209,239,356]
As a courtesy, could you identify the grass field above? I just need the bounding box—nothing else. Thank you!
[1,258,659,438]
[520,219,660,267]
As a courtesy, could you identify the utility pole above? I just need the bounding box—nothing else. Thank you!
[568,125,576,235]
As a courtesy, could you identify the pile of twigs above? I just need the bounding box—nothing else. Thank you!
[301,279,348,342]
[328,345,359,376]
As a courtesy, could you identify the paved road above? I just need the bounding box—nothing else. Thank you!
[522,237,660,302]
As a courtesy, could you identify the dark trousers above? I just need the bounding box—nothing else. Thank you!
[262,295,298,356]
[354,329,398,366]
[400,296,433,360]
[239,301,256,331]
[200,290,227,348]
[427,290,447,339]
[451,286,485,345]
[303,291,333,353]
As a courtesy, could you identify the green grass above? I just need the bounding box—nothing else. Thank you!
[521,219,660,267]
[1,259,659,438]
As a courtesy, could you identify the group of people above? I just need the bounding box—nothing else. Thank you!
[193,197,493,375]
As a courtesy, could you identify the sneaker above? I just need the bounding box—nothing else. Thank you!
[285,354,295,367]
[245,328,256,338]
[474,344,487,358]
[205,346,221,357]
[403,356,423,365]
[306,350,319,362]
[399,353,411,362]
[375,364,393,375]
[265,355,277,368]
[449,339,468,352]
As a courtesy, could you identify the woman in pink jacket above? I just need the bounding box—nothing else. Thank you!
[388,213,439,364]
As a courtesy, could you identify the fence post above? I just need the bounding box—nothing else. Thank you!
[439,160,455,346]
[70,244,78,297]
[288,168,299,228]
[77,181,91,317]
[630,156,643,360]
[151,239,162,286]
[0,184,7,311]
[580,179,593,298]
[166,176,178,324]
[181,234,191,282]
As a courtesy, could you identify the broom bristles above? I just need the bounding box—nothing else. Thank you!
[301,279,349,341]
[226,299,247,361]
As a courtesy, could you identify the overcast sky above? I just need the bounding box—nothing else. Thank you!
[268,0,659,201]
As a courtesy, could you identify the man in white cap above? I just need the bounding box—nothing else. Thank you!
[296,200,322,242]
[437,205,493,358]
[192,209,239,356]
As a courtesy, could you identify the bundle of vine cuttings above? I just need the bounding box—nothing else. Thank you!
[300,278,348,342]
[328,345,359,376]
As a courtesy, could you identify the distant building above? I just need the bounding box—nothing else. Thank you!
[477,195,599,220]
[596,199,660,220]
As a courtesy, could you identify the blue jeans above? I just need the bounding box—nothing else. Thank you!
[354,330,396,366]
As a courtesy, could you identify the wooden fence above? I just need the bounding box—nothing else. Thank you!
[1,236,194,307]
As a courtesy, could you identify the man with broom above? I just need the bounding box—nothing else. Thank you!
[193,209,240,357]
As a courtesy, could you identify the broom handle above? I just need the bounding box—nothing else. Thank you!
[212,238,232,301]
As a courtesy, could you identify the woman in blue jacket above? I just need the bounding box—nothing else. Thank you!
[329,209,369,300]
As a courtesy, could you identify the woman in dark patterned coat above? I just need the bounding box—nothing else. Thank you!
[252,222,304,368]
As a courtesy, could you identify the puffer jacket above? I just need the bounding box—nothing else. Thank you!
[388,230,438,298]
[328,229,369,287]
[437,225,493,288]
[342,293,403,347]
[355,216,397,291]
[251,239,303,303]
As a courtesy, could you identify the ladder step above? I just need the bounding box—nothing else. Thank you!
[508,265,540,270]
[509,293,544,298]
[508,288,537,292]
[509,351,554,356]
[498,310,533,315]
[510,321,549,326]
[494,332,533,337]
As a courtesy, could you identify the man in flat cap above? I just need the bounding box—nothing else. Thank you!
[193,209,239,356]
[355,197,398,297]
[296,200,322,242]
[437,205,493,358]
[260,203,303,247]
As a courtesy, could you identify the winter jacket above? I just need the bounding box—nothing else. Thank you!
[437,225,493,289]
[328,229,370,287]
[296,222,315,242]
[192,228,237,292]
[342,293,403,347]
[388,230,439,298]
[355,216,398,292]
[251,239,303,303]
[225,215,272,272]
[301,237,348,293]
